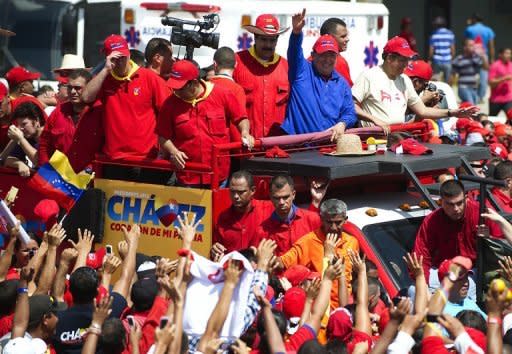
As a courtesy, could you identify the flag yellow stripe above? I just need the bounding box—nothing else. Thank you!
[49,150,93,189]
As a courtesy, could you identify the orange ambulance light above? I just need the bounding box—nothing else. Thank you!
[140,2,221,13]
[124,8,135,24]
[377,16,384,30]
[241,15,252,27]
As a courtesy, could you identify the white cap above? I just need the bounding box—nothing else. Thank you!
[465,132,484,146]
[3,337,47,354]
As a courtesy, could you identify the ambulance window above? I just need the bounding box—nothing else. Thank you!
[362,217,423,290]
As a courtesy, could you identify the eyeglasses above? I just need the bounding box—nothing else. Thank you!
[66,84,83,92]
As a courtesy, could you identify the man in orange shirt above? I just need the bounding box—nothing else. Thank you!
[278,198,359,309]
[233,14,289,138]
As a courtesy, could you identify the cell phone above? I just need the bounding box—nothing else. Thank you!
[159,316,169,329]
[426,314,439,323]
[106,245,113,255]
[127,315,135,328]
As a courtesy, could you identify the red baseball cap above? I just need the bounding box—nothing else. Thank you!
[167,60,199,90]
[102,34,130,57]
[465,327,486,351]
[282,265,320,287]
[5,66,41,86]
[404,60,433,80]
[437,256,473,282]
[495,123,510,137]
[33,199,59,230]
[86,247,107,269]
[326,307,353,342]
[456,118,471,131]
[282,287,306,319]
[243,14,289,36]
[383,36,417,58]
[506,108,512,121]
[0,82,7,101]
[313,34,339,54]
[466,121,489,136]
[489,143,508,159]
[390,138,433,155]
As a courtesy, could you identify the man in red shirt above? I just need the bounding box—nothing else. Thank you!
[488,47,512,116]
[318,18,353,86]
[5,66,40,100]
[156,60,254,187]
[413,180,503,295]
[233,14,289,138]
[81,34,169,162]
[144,38,174,80]
[38,69,101,168]
[490,160,512,213]
[255,175,321,255]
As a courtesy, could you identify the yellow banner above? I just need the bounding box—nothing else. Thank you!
[95,179,212,258]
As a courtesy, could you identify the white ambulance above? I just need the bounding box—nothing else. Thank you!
[0,0,388,83]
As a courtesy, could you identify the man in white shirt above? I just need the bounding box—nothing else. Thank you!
[352,36,479,133]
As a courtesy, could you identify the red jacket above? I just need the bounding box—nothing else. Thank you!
[255,207,321,255]
[490,187,512,213]
[233,50,289,138]
[214,199,274,252]
[413,199,503,282]
[156,82,244,185]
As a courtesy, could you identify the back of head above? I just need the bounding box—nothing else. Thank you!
[326,338,348,354]
[440,179,464,198]
[456,310,487,333]
[144,37,172,63]
[131,277,159,312]
[320,18,346,36]
[471,13,483,23]
[12,101,44,124]
[270,174,294,191]
[494,160,512,180]
[0,280,19,315]
[298,339,327,354]
[100,318,126,354]
[130,49,146,67]
[213,46,236,71]
[69,266,99,304]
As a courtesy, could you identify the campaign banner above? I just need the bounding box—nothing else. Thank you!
[94,179,212,258]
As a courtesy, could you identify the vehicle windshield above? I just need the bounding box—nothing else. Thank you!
[362,217,424,291]
[0,0,73,79]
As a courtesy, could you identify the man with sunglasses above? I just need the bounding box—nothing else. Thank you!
[233,14,290,138]
[38,69,103,171]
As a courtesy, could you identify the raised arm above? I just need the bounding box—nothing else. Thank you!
[348,249,371,335]
[69,228,95,273]
[254,287,286,353]
[100,255,122,290]
[0,231,17,281]
[482,208,512,243]
[11,267,34,338]
[404,252,428,313]
[35,223,66,295]
[52,248,78,301]
[81,296,113,354]
[112,224,140,299]
[287,9,308,83]
[370,298,411,354]
[81,51,121,103]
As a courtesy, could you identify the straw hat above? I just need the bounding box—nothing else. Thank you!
[53,54,90,73]
[326,134,376,157]
[243,14,289,36]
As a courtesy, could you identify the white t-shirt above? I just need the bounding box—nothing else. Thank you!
[352,66,421,125]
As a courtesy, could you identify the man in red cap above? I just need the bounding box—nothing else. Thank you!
[353,36,480,132]
[413,180,503,298]
[5,66,40,100]
[404,60,443,108]
[156,60,254,187]
[81,34,169,166]
[233,13,290,138]
[318,18,353,86]
[280,9,356,138]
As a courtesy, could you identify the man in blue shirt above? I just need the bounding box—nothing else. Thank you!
[428,16,455,83]
[281,9,356,141]
[465,13,496,102]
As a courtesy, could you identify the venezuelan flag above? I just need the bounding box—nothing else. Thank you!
[29,150,93,211]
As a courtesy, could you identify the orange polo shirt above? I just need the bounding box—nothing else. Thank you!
[280,228,359,309]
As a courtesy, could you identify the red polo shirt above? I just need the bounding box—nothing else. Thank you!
[490,187,512,213]
[98,64,169,160]
[0,123,8,151]
[66,102,104,172]
[214,199,274,252]
[413,199,503,282]
[255,207,321,255]
[156,81,244,186]
[307,54,353,87]
[233,50,289,138]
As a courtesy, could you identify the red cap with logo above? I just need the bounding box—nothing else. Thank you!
[404,60,433,80]
[282,287,306,319]
[0,82,7,101]
[437,256,473,282]
[466,121,489,136]
[489,143,508,159]
[383,36,417,58]
[326,307,353,342]
[313,34,339,54]
[167,60,199,90]
[390,138,433,155]
[5,66,41,86]
[102,34,130,57]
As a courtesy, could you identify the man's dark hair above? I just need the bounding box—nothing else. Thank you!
[481,120,494,130]
[37,85,54,96]
[68,68,92,82]
[470,13,483,23]
[432,16,446,28]
[365,258,378,273]
[69,266,99,304]
[499,48,512,55]
[257,309,287,354]
[231,170,255,188]
[320,18,346,36]
[144,37,172,63]
[494,161,512,180]
[239,248,257,264]
[213,47,236,70]
[440,179,464,198]
[270,175,294,191]
[456,310,487,333]
[0,280,19,315]
[325,338,348,354]
[298,339,327,354]
[130,49,146,67]
[100,318,127,354]
[12,102,44,123]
